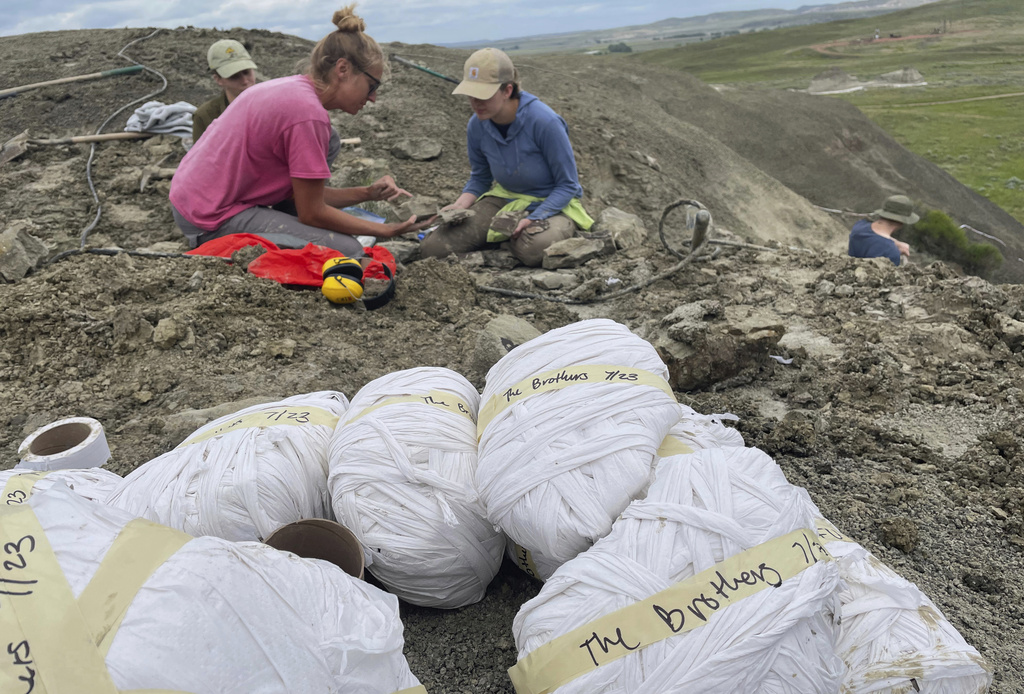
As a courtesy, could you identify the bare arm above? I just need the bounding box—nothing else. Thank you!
[322,185,372,208]
[292,178,431,239]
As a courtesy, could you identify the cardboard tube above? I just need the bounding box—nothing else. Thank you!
[17,417,111,471]
[264,519,366,580]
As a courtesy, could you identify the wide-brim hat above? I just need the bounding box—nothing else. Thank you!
[208,39,257,78]
[452,47,518,99]
[874,194,919,225]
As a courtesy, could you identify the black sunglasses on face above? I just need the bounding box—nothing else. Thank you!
[359,68,380,97]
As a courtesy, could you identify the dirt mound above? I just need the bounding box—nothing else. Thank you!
[808,66,862,94]
[1,26,1023,693]
[880,66,925,83]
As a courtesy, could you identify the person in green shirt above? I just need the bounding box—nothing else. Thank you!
[192,39,257,142]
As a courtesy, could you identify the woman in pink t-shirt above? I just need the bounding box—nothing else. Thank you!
[169,6,434,257]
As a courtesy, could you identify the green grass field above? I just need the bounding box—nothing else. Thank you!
[635,0,1024,222]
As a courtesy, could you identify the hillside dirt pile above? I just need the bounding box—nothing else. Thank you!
[1,27,1023,693]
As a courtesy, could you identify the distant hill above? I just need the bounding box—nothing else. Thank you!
[443,0,943,54]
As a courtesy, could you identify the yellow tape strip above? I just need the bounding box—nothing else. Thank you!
[348,390,476,425]
[511,543,542,580]
[177,405,340,448]
[1,471,51,507]
[815,518,855,544]
[507,527,833,694]
[656,436,696,458]
[77,519,192,658]
[0,503,118,694]
[393,687,428,694]
[477,365,674,437]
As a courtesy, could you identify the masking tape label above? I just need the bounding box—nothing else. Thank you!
[393,687,428,694]
[0,504,119,693]
[349,390,476,425]
[656,436,696,458]
[178,405,340,448]
[815,518,855,544]
[478,365,674,437]
[507,527,833,694]
[2,472,51,507]
[511,543,542,581]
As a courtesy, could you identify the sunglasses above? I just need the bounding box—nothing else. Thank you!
[359,68,381,97]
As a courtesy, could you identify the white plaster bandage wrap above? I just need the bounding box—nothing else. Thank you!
[511,450,844,694]
[1,484,424,694]
[106,391,348,541]
[477,319,681,581]
[329,367,504,608]
[658,403,744,457]
[0,467,122,505]
[721,446,994,694]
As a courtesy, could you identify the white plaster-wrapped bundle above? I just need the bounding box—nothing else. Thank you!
[0,467,122,504]
[477,319,680,580]
[329,367,504,608]
[719,446,993,694]
[107,391,348,541]
[511,449,844,694]
[659,403,744,455]
[3,484,424,694]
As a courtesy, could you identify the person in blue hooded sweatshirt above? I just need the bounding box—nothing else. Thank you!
[420,48,594,267]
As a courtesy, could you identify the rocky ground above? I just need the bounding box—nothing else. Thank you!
[1,26,1023,694]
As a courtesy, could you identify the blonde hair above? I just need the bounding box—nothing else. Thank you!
[307,5,388,91]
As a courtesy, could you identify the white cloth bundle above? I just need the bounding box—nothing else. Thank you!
[0,467,121,503]
[661,403,744,452]
[11,484,423,693]
[328,367,504,608]
[107,391,348,541]
[720,446,993,693]
[124,100,196,136]
[512,450,844,694]
[477,319,680,580]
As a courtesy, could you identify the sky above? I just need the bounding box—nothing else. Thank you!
[0,0,862,45]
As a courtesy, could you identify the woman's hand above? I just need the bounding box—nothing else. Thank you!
[511,217,534,240]
[378,215,438,238]
[367,175,412,202]
[441,192,478,212]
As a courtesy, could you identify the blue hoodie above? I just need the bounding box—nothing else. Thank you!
[463,91,584,221]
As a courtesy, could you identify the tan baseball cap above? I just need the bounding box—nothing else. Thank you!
[452,48,518,99]
[207,39,257,78]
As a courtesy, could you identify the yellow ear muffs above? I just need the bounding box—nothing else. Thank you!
[321,257,364,304]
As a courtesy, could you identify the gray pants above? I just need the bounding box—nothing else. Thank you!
[170,127,363,257]
[172,205,364,258]
[419,195,577,267]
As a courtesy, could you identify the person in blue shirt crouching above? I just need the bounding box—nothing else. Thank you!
[420,48,594,267]
[848,194,918,266]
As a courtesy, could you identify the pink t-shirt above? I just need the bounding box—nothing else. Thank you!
[170,75,332,230]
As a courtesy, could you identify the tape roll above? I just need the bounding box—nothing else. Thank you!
[17,417,111,471]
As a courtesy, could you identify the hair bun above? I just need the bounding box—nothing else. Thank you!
[332,5,366,33]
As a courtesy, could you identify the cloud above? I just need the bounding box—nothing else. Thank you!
[0,0,853,44]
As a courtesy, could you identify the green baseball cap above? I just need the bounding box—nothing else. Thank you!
[207,39,257,78]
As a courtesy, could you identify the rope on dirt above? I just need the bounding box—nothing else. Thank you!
[813,204,869,217]
[46,28,169,266]
[44,247,218,262]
